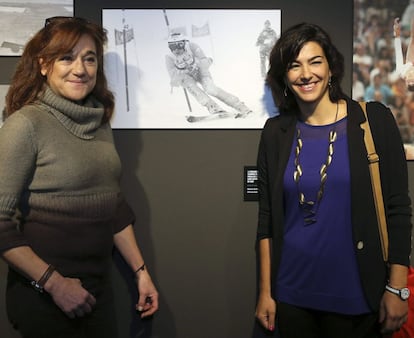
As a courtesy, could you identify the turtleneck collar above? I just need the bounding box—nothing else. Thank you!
[37,86,105,140]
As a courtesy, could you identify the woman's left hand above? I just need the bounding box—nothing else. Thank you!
[379,290,408,335]
[135,269,159,318]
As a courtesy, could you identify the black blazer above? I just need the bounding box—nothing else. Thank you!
[256,96,412,311]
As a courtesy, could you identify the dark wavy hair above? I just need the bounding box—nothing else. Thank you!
[266,22,345,114]
[5,17,114,123]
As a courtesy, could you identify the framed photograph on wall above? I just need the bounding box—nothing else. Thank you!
[0,0,73,56]
[102,9,280,129]
[353,0,414,159]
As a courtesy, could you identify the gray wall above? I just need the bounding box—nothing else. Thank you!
[0,1,387,338]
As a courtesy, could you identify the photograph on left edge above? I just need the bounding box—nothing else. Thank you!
[0,0,73,56]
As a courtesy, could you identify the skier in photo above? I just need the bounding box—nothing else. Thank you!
[256,20,278,78]
[165,33,252,120]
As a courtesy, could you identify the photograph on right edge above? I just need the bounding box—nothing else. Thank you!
[353,0,414,159]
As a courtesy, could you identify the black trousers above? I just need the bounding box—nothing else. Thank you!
[6,269,118,338]
[277,302,381,338]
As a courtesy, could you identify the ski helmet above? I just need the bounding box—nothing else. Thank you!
[168,32,188,51]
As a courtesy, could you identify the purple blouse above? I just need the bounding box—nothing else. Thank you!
[276,116,371,315]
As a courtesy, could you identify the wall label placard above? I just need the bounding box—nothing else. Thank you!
[244,166,258,201]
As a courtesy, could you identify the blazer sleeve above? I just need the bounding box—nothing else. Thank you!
[257,119,273,240]
[370,101,412,266]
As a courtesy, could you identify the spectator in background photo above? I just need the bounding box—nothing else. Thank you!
[352,68,365,101]
[256,19,278,79]
[364,68,394,104]
[353,42,373,86]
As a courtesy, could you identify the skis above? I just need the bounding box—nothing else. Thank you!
[186,112,234,123]
[186,110,252,123]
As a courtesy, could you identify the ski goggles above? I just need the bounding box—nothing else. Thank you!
[168,41,186,51]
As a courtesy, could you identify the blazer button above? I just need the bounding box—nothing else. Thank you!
[357,241,364,250]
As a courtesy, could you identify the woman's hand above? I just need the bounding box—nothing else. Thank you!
[379,291,408,335]
[255,293,276,331]
[135,269,159,318]
[394,18,401,38]
[45,272,96,319]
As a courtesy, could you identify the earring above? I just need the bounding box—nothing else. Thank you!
[284,86,288,97]
[328,77,332,88]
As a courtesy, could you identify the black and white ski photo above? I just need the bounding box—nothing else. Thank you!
[0,0,73,56]
[103,9,281,129]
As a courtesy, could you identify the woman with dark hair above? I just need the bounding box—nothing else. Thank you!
[255,22,411,337]
[0,17,158,338]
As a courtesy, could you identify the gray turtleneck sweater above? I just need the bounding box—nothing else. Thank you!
[0,87,134,280]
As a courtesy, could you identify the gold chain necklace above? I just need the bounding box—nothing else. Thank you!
[293,102,339,225]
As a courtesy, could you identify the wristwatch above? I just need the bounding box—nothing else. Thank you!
[385,284,410,301]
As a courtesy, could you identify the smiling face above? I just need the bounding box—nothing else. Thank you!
[40,34,98,103]
[286,41,331,105]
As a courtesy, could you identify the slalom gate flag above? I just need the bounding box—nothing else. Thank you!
[191,22,210,37]
[114,27,134,45]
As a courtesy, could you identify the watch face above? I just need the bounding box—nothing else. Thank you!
[401,288,410,300]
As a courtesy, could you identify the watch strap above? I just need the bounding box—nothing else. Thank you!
[385,284,410,300]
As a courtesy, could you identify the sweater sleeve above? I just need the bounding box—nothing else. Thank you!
[113,194,136,233]
[0,113,37,253]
